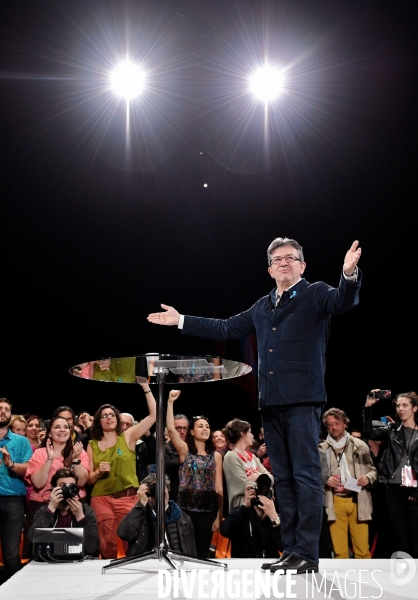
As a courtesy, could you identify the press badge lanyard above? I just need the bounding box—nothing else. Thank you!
[330,441,349,492]
[331,439,349,466]
[401,426,418,487]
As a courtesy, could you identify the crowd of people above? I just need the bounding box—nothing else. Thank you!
[0,378,156,581]
[0,384,417,583]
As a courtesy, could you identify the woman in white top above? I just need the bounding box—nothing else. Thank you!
[223,418,273,512]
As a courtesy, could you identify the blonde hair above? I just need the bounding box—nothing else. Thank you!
[10,414,27,427]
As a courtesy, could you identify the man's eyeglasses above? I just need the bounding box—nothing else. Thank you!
[270,255,301,266]
[100,413,116,419]
[175,426,188,432]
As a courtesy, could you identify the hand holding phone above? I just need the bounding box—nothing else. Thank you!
[368,390,391,399]
[366,389,390,407]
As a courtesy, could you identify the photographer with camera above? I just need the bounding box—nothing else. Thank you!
[28,467,99,557]
[117,473,197,557]
[220,481,283,559]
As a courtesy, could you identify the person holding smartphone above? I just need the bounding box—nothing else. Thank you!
[363,389,418,557]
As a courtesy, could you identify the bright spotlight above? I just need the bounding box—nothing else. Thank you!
[110,61,145,99]
[249,66,283,102]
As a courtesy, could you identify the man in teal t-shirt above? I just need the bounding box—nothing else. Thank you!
[0,398,33,580]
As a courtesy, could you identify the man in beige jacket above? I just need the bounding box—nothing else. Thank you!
[319,408,377,559]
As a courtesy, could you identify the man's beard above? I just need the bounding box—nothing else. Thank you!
[0,415,11,428]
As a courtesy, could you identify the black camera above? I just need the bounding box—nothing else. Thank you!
[368,390,391,399]
[61,483,79,500]
[251,473,273,506]
[145,483,156,498]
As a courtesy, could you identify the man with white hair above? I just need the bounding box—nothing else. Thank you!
[119,413,135,431]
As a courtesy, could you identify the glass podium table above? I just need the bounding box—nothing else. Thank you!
[70,354,252,572]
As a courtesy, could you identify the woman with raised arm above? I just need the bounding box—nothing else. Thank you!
[363,389,418,557]
[166,390,223,559]
[87,377,156,559]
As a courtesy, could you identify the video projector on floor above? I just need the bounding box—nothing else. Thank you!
[32,528,84,561]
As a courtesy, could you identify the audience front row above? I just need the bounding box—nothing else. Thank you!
[0,387,417,583]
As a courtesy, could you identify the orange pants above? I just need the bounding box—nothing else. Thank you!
[90,494,138,559]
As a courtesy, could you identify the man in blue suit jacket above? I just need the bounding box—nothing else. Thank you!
[148,237,361,573]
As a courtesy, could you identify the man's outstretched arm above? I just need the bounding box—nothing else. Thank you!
[148,302,256,340]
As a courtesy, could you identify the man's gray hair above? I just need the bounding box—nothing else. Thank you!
[174,414,189,423]
[120,412,135,424]
[267,237,304,265]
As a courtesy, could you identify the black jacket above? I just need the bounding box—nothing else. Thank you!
[363,406,418,499]
[220,504,283,558]
[117,500,197,557]
[28,504,100,556]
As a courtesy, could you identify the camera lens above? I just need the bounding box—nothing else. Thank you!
[61,483,79,500]
[250,474,272,506]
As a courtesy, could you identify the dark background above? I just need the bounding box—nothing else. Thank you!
[0,0,416,433]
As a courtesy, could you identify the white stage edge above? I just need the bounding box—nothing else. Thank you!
[1,558,416,600]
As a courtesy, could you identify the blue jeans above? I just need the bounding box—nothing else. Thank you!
[262,404,323,564]
[0,495,25,580]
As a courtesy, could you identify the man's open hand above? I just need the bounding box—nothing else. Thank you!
[343,241,361,276]
[147,304,180,326]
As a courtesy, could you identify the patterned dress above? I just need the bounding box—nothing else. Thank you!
[177,451,217,512]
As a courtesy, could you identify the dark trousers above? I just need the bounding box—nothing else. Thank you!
[386,484,418,558]
[22,499,48,559]
[184,510,216,559]
[0,495,25,581]
[369,484,395,558]
[262,404,323,564]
